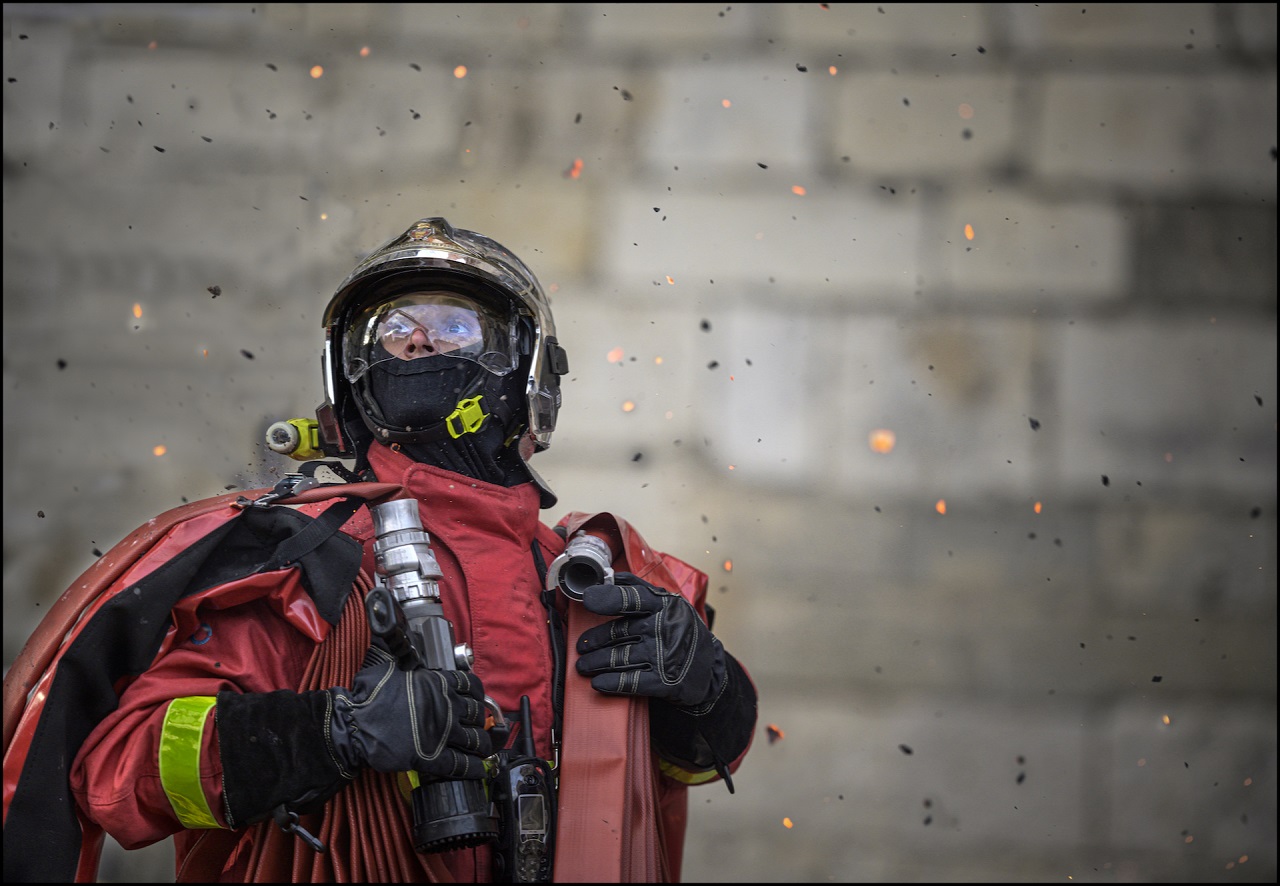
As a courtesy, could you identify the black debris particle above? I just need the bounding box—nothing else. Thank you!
[240,349,255,360]
[37,510,45,518]
[616,87,634,101]
[923,815,932,826]
[1016,772,1026,784]
[758,162,768,169]
[796,63,808,72]
[1029,417,1040,430]
[631,452,643,462]
[300,195,308,201]
[707,360,719,370]
[153,146,166,152]
[700,319,712,332]
[1152,675,1163,683]
[902,97,910,106]
[962,128,972,140]
[899,744,913,755]
[201,136,212,142]
[207,285,222,298]
[93,548,103,557]
[653,207,661,212]
[57,359,67,370]
[574,112,582,123]
[1101,475,1110,486]
[409,63,421,71]
[265,63,277,71]
[1255,394,1263,406]
[1251,507,1262,518]
[977,46,986,53]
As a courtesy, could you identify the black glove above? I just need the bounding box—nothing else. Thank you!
[575,571,727,712]
[329,645,492,780]
[216,646,491,828]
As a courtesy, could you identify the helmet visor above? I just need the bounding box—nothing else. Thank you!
[343,291,519,382]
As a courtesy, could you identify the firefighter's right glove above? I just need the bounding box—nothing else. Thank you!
[328,645,492,780]
[215,646,490,829]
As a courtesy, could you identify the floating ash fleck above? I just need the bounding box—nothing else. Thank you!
[207,285,222,298]
[899,744,913,755]
[1029,417,1040,430]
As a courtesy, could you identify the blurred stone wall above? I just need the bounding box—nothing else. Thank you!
[3,3,1275,883]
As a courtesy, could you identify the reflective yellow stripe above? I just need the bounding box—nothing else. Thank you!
[658,757,720,786]
[159,696,223,829]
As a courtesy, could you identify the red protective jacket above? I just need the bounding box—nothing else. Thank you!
[16,442,751,881]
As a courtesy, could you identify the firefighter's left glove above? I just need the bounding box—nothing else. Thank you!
[576,571,728,712]
[215,646,490,829]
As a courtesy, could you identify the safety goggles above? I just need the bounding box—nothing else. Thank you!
[343,291,520,382]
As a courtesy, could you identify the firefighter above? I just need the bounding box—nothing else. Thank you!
[4,217,756,883]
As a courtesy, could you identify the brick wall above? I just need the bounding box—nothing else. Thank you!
[3,4,1275,882]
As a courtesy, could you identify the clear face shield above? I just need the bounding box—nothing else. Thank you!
[342,291,522,384]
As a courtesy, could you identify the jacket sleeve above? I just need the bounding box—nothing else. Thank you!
[68,596,314,849]
[650,652,758,786]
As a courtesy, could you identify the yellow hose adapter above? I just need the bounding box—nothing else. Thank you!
[265,418,323,460]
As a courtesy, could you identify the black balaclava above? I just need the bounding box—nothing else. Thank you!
[362,350,533,488]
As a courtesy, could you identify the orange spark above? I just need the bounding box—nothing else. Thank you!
[828,66,838,75]
[782,817,794,829]
[132,303,143,319]
[453,65,467,79]
[766,723,785,744]
[721,99,732,108]
[869,428,896,454]
[147,40,158,50]
[935,499,947,515]
[654,356,664,365]
[791,185,807,196]
[310,65,324,79]
[606,347,625,363]
[723,560,732,572]
[958,103,974,119]
[665,275,675,285]
[153,445,167,457]
[621,400,635,413]
[564,157,584,179]
[1033,501,1042,514]
[964,224,975,240]
[359,46,370,58]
